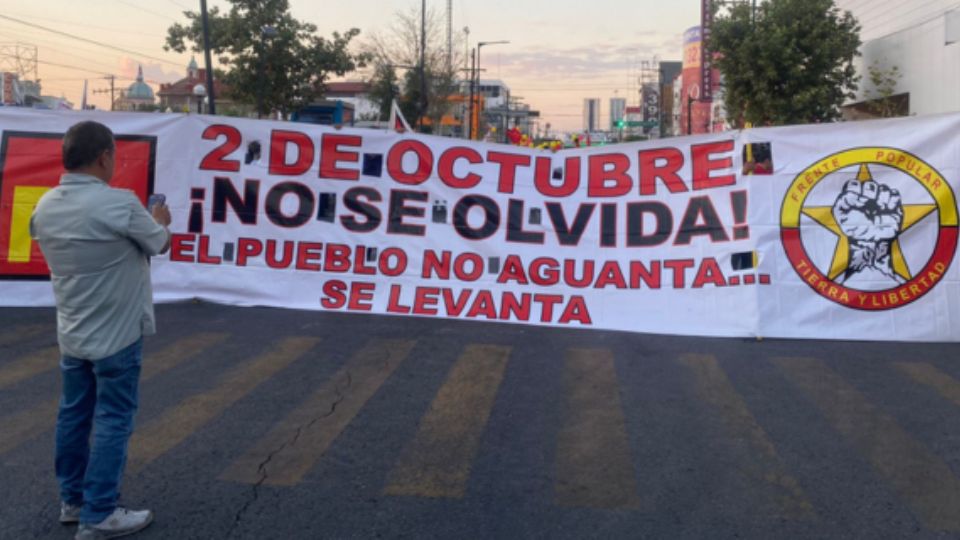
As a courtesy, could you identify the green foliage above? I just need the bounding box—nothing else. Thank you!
[363,4,465,132]
[164,0,367,116]
[863,60,903,118]
[366,63,400,120]
[709,0,861,126]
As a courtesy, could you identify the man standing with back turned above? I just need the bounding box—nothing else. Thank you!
[30,120,171,540]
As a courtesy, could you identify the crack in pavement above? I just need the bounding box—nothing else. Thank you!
[227,347,398,538]
[226,372,351,539]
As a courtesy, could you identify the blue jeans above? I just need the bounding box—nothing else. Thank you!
[55,338,142,524]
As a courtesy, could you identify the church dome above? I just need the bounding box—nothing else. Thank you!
[126,66,154,100]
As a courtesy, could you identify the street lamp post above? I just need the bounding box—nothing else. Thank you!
[193,84,206,114]
[475,40,509,140]
[467,48,476,139]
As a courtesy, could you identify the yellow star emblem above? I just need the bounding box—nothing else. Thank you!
[800,165,937,282]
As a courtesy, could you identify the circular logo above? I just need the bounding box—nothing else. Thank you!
[780,147,958,310]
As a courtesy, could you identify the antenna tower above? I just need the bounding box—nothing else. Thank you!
[0,42,39,80]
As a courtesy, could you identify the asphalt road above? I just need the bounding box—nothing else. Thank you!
[2,301,960,539]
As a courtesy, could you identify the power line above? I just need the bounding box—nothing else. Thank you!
[114,0,181,22]
[0,31,122,75]
[0,14,183,69]
[0,23,141,70]
[35,59,112,77]
[0,10,167,38]
[0,24,179,84]
[165,0,193,11]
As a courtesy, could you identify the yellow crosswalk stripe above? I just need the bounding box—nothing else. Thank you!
[220,339,416,486]
[126,336,319,474]
[0,332,230,456]
[554,348,640,509]
[141,332,230,380]
[0,401,59,456]
[384,344,511,499]
[679,354,814,519]
[0,346,59,390]
[895,362,960,408]
[0,323,47,348]
[775,357,960,531]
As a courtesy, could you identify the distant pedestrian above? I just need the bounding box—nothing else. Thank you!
[30,120,171,540]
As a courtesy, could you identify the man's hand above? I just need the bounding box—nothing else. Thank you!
[151,203,172,227]
[151,203,172,254]
[832,178,904,283]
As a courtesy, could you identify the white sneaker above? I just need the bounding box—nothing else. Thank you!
[74,507,153,539]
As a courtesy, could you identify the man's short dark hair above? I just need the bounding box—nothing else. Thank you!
[62,121,115,170]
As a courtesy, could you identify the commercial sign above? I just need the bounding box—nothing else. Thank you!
[701,0,714,101]
[1,109,959,342]
[641,83,660,133]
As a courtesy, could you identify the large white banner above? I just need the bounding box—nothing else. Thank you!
[1,108,958,341]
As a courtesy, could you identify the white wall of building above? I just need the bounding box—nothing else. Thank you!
[337,96,380,120]
[836,0,960,115]
[458,79,510,110]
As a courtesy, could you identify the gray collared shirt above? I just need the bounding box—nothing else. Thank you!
[30,173,169,360]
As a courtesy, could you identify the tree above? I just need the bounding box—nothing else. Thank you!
[366,62,401,121]
[863,60,903,118]
[709,0,861,126]
[363,4,465,133]
[164,0,367,117]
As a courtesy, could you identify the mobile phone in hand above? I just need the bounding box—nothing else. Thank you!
[147,193,166,211]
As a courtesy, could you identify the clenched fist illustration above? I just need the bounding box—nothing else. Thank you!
[832,177,905,284]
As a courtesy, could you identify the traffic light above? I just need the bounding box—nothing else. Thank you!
[616,120,625,128]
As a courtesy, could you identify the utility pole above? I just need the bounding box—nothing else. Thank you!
[446,0,452,73]
[200,0,216,115]
[91,75,116,111]
[418,0,427,132]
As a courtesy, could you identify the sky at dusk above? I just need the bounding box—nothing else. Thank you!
[0,0,703,132]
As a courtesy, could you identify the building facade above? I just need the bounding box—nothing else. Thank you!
[679,26,722,135]
[583,98,600,132]
[609,97,626,129]
[323,81,379,120]
[835,0,960,118]
[157,57,234,114]
[658,61,682,137]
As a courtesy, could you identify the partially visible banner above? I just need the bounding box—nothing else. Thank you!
[1,108,958,341]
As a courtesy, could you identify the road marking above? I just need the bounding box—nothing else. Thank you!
[0,323,47,347]
[0,332,230,456]
[384,344,511,498]
[141,332,230,380]
[679,353,814,519]
[220,339,416,486]
[775,357,960,531]
[896,362,960,408]
[554,348,640,509]
[0,346,59,390]
[127,336,319,474]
